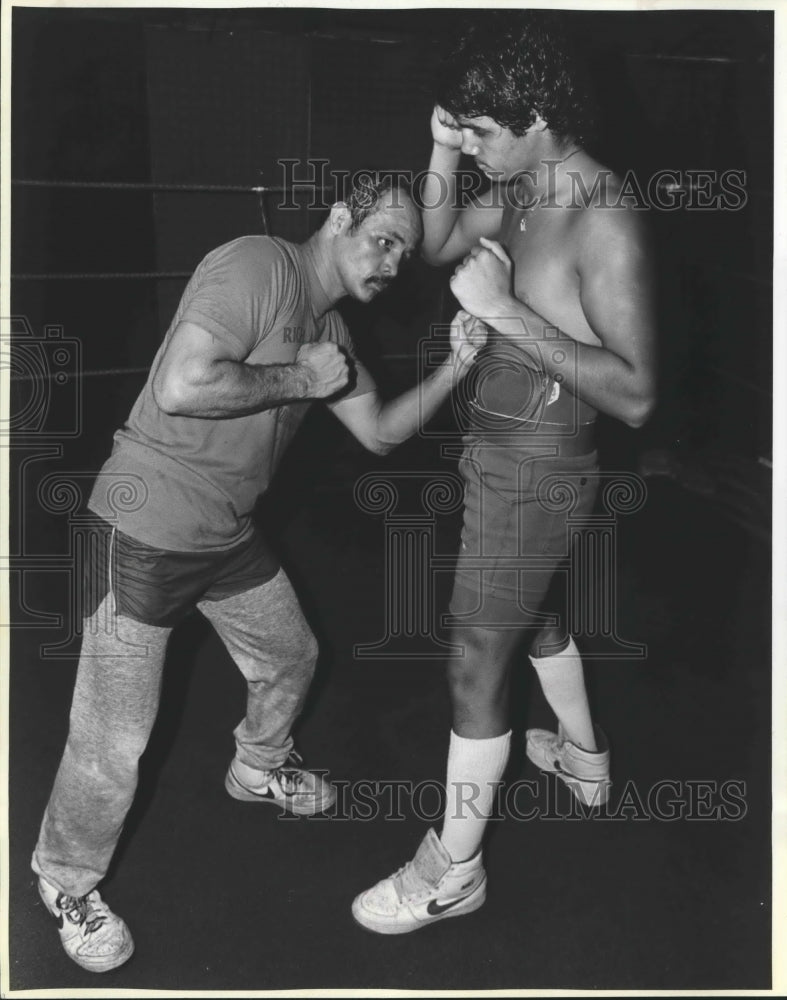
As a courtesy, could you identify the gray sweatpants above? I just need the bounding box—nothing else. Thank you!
[32,569,317,897]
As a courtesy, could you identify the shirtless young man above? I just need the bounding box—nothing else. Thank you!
[353,12,657,934]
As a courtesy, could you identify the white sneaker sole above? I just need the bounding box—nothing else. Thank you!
[69,937,135,974]
[351,877,487,935]
[224,766,336,815]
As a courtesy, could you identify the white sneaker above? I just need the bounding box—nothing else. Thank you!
[526,724,611,807]
[352,829,486,935]
[37,877,134,973]
[225,750,336,815]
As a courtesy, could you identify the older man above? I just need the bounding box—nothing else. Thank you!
[33,174,481,970]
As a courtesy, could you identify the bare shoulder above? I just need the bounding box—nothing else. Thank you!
[570,165,654,269]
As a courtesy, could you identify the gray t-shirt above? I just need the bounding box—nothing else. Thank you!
[90,236,374,551]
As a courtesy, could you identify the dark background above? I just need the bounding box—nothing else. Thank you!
[12,6,773,464]
[7,5,774,993]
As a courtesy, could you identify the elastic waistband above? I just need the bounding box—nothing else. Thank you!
[471,421,597,457]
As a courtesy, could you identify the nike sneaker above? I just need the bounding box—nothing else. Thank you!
[352,828,486,934]
[37,876,134,973]
[526,724,611,807]
[224,750,336,815]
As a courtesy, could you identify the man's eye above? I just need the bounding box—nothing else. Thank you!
[378,238,393,250]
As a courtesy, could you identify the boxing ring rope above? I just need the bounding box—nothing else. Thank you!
[13,273,194,281]
[10,367,151,381]
[9,176,329,378]
[11,177,332,280]
[13,180,287,192]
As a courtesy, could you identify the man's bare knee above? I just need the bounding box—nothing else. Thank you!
[529,625,570,660]
[447,626,518,709]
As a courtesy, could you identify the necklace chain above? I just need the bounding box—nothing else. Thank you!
[518,148,581,231]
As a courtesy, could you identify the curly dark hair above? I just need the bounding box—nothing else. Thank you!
[435,10,595,146]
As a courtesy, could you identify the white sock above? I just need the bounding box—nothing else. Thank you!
[529,637,597,751]
[440,730,511,863]
[232,759,272,788]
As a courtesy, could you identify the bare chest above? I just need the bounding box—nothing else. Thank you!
[499,204,601,347]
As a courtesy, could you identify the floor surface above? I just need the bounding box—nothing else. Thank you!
[6,404,772,992]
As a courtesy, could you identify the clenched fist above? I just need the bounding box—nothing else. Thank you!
[295,342,350,399]
[449,237,514,318]
[449,310,488,380]
[431,104,463,150]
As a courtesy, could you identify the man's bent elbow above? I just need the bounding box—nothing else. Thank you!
[153,372,191,415]
[420,241,454,268]
[356,427,400,456]
[421,247,442,267]
[367,437,397,457]
[154,355,217,415]
[624,393,656,429]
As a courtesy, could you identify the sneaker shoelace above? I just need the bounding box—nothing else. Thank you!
[392,859,430,902]
[270,751,307,795]
[56,892,109,936]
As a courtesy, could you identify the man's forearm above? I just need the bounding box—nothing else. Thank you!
[156,358,311,418]
[373,358,458,452]
[489,298,654,428]
[422,144,463,262]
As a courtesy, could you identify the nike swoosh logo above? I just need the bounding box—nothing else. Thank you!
[247,786,277,799]
[426,893,474,916]
[230,768,283,800]
[250,785,304,801]
[552,761,590,781]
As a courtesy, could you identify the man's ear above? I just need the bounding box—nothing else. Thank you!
[329,201,352,234]
[531,113,549,132]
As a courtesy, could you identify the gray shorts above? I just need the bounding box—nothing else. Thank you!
[448,441,600,628]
